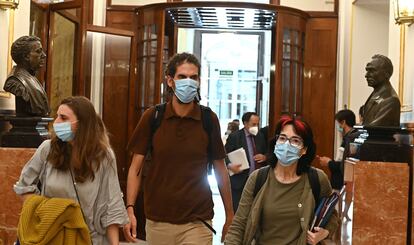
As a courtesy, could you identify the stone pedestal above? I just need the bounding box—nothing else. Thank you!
[0,147,35,245]
[0,115,52,148]
[345,160,409,245]
[350,124,414,244]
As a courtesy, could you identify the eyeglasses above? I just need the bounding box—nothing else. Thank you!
[276,134,304,148]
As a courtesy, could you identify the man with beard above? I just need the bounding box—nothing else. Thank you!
[124,53,233,244]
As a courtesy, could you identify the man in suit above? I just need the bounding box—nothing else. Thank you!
[225,112,267,212]
[362,54,400,127]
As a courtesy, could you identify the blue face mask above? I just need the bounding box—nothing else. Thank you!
[53,121,75,142]
[173,78,199,104]
[336,124,344,133]
[274,142,302,166]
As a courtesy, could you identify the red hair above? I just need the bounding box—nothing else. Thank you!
[271,115,316,174]
[278,115,308,138]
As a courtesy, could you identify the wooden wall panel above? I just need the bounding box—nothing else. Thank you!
[303,17,338,172]
[102,35,132,193]
[106,9,139,138]
[269,10,307,136]
[106,10,136,31]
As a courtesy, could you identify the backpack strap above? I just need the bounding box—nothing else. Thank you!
[307,167,321,205]
[200,105,212,158]
[200,105,213,173]
[252,166,321,206]
[253,165,271,198]
[152,103,167,133]
[149,103,167,151]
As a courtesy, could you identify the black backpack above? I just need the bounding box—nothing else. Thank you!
[150,103,214,173]
[253,165,321,205]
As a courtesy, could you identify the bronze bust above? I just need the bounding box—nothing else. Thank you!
[3,36,50,117]
[362,54,400,127]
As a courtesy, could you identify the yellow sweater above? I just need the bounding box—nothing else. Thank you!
[18,195,92,245]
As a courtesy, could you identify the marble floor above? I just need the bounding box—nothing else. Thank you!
[121,174,353,245]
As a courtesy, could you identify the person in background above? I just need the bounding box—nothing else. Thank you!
[14,96,128,244]
[232,119,240,130]
[222,121,240,145]
[258,125,270,153]
[318,109,360,221]
[225,116,339,245]
[225,112,267,212]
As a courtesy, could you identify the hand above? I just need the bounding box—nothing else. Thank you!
[221,215,233,242]
[123,211,138,242]
[228,163,242,174]
[317,156,331,167]
[253,154,266,163]
[307,227,329,245]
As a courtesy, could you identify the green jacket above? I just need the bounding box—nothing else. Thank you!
[224,167,339,245]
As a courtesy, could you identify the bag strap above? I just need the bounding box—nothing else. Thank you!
[69,169,93,244]
[200,105,213,165]
[69,168,87,221]
[149,103,167,152]
[253,165,271,198]
[151,103,167,140]
[307,167,321,205]
[253,165,321,206]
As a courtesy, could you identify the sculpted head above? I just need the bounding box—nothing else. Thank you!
[11,36,46,73]
[365,54,393,89]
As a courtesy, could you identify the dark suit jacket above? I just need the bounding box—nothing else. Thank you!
[328,128,361,189]
[225,128,267,190]
[363,82,401,127]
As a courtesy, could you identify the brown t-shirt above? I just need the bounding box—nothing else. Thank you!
[128,102,226,223]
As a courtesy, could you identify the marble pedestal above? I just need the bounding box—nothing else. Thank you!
[345,160,409,245]
[0,147,35,245]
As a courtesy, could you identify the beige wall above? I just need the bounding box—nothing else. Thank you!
[401,25,414,122]
[0,0,31,111]
[0,12,10,95]
[336,0,352,111]
[339,0,414,123]
[347,2,390,116]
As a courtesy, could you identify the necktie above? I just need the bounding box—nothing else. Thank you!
[249,135,257,172]
[249,135,257,154]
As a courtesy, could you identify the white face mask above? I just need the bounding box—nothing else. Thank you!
[248,126,258,136]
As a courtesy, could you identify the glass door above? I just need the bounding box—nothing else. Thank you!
[197,30,270,134]
[82,27,134,194]
[47,9,79,116]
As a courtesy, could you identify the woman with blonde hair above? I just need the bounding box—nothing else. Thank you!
[14,96,128,244]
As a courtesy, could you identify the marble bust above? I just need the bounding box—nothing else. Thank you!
[362,54,400,127]
[3,36,50,117]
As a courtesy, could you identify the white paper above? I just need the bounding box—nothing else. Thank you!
[227,148,250,176]
[335,147,344,161]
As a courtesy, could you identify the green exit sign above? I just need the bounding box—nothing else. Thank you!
[219,70,233,76]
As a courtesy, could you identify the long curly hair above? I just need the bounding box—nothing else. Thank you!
[47,96,111,182]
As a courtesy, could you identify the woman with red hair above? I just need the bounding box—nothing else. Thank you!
[225,116,338,245]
